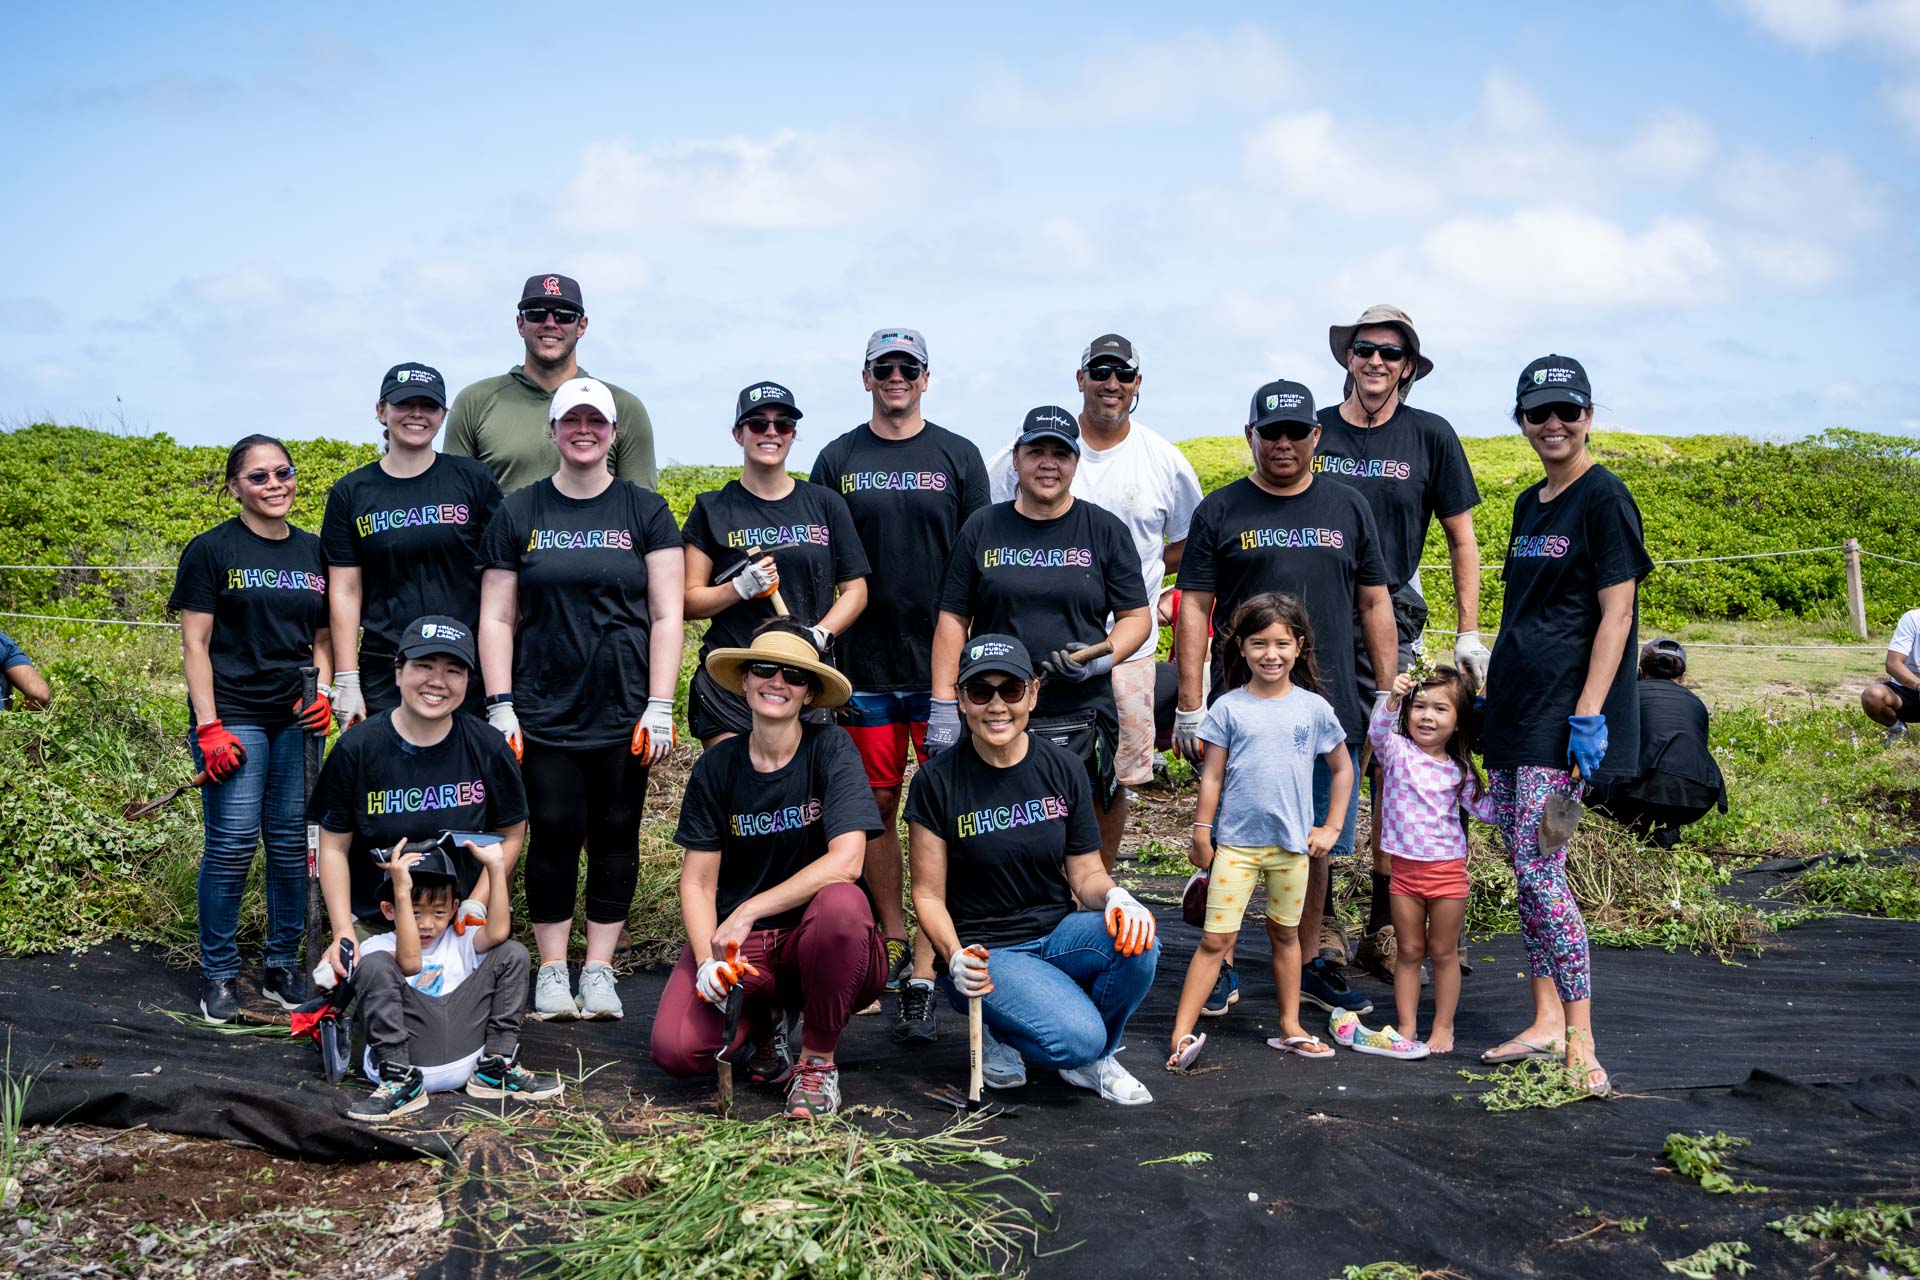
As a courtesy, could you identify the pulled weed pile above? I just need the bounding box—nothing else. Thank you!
[1776,854,1920,921]
[1663,1132,1770,1195]
[1455,1058,1594,1112]
[1770,1201,1920,1276]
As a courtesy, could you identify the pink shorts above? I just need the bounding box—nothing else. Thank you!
[1388,855,1469,901]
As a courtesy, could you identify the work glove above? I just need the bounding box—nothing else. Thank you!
[923,697,962,756]
[330,671,366,730]
[486,698,523,764]
[729,555,780,602]
[1173,704,1207,761]
[696,940,762,1005]
[1104,887,1157,957]
[1371,690,1392,726]
[1567,714,1608,779]
[293,688,333,735]
[947,944,993,998]
[453,900,488,937]
[194,720,247,784]
[1453,632,1492,688]
[631,697,676,764]
[806,624,833,655]
[1041,645,1114,682]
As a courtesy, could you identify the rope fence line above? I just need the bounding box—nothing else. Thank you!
[0,564,173,572]
[0,611,181,630]
[1419,627,1884,651]
[1860,549,1920,570]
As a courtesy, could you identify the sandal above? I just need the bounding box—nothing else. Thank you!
[1574,1062,1614,1098]
[1267,1035,1335,1060]
[1166,1033,1207,1072]
[1480,1036,1562,1064]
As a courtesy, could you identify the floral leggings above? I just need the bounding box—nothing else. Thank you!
[1488,766,1592,1002]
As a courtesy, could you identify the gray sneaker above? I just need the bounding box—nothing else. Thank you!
[1886,721,1910,746]
[532,961,580,1021]
[577,961,623,1020]
[980,1023,1027,1089]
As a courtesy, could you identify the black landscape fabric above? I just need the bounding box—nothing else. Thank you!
[5,884,1919,1279]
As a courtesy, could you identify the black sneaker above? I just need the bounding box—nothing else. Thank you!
[893,978,939,1044]
[465,1054,563,1102]
[748,1012,799,1085]
[881,937,912,993]
[199,977,239,1024]
[260,964,313,1011]
[349,1065,427,1122]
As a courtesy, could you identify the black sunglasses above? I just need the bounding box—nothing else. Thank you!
[1253,422,1315,442]
[740,417,799,437]
[520,307,583,325]
[1524,404,1585,425]
[1085,364,1139,385]
[239,465,297,486]
[962,677,1028,706]
[745,661,817,685]
[1350,340,1408,363]
[868,359,923,381]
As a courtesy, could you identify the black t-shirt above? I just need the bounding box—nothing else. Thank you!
[672,723,882,930]
[904,735,1100,951]
[809,423,991,691]
[1180,476,1390,741]
[168,518,329,728]
[1313,404,1480,590]
[310,710,528,922]
[682,479,870,659]
[477,478,683,748]
[320,455,503,661]
[1483,465,1653,779]
[1628,678,1726,809]
[939,500,1147,719]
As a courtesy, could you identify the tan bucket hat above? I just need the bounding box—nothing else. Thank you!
[704,628,852,709]
[1328,304,1434,382]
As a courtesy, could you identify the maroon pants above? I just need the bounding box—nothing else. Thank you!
[650,881,885,1076]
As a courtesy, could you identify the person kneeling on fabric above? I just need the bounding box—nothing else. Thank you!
[1586,639,1727,850]
[349,841,562,1122]
[906,634,1161,1105]
[651,622,886,1120]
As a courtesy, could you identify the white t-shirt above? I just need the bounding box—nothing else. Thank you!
[360,925,485,1092]
[1889,608,1920,676]
[987,420,1203,662]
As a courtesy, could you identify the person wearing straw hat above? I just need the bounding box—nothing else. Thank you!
[652,621,887,1120]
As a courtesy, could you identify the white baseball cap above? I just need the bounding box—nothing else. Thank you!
[549,377,617,425]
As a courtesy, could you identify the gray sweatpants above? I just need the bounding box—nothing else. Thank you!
[356,938,530,1071]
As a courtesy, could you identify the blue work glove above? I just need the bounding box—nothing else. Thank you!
[1567,714,1608,778]
[923,698,962,757]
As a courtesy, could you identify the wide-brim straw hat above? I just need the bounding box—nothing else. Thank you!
[704,629,852,709]
[1328,304,1434,382]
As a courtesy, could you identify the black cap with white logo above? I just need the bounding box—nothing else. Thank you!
[1013,404,1082,454]
[1247,379,1317,429]
[1516,355,1592,411]
[380,362,447,407]
[1080,333,1139,371]
[956,634,1034,685]
[734,381,804,425]
[395,615,477,670]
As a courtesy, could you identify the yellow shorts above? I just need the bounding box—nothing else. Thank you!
[1204,844,1310,933]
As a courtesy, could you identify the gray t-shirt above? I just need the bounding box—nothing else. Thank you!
[1199,685,1346,851]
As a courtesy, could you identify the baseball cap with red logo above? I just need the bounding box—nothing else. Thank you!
[518,273,585,313]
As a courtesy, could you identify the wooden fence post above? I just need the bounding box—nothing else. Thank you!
[1844,538,1868,640]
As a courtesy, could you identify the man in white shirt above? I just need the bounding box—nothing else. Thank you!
[986,333,1204,862]
[1862,607,1920,744]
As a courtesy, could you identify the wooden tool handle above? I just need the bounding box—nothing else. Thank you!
[745,545,791,617]
[1067,639,1114,665]
[967,997,984,1105]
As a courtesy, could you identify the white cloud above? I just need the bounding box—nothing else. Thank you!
[1713,146,1884,236]
[1728,233,1843,288]
[1730,0,1920,139]
[1242,110,1441,213]
[1889,79,1920,138]
[1419,209,1722,308]
[971,25,1295,126]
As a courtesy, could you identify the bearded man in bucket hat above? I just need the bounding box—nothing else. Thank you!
[1314,305,1485,986]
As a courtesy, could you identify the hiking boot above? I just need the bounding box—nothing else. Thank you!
[260,964,313,1011]
[1354,926,1397,985]
[881,937,912,992]
[1301,956,1373,1015]
[577,962,623,1020]
[1200,963,1240,1017]
[748,1016,798,1087]
[465,1053,564,1102]
[1318,916,1351,968]
[199,977,239,1024]
[350,1065,427,1121]
[893,978,939,1044]
[532,962,580,1021]
[785,1056,841,1119]
[1059,1051,1152,1106]
[981,1023,1027,1089]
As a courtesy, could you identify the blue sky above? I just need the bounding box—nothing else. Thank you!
[4,1,1917,469]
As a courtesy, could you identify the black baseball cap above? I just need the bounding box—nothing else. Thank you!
[519,273,585,312]
[1013,405,1081,454]
[734,381,804,424]
[1081,333,1139,371]
[1642,637,1687,668]
[395,615,477,671]
[957,634,1034,685]
[1516,355,1592,411]
[1248,379,1317,429]
[379,362,448,407]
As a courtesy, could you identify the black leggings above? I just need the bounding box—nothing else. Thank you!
[522,740,650,925]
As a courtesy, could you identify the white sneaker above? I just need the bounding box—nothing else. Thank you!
[578,961,624,1020]
[532,961,580,1021]
[981,1024,1027,1089]
[1059,1050,1152,1105]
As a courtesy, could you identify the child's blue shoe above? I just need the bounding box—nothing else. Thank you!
[1301,956,1373,1015]
[1200,963,1240,1017]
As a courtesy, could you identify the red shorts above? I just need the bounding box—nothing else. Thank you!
[1388,855,1469,901]
[839,690,931,790]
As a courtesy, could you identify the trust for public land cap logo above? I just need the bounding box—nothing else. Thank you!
[970,641,1013,660]
[749,388,762,401]
[1269,392,1305,410]
[421,622,467,641]
[1265,394,1279,410]
[1536,367,1577,385]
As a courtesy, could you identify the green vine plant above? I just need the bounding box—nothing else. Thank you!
[1663,1132,1770,1195]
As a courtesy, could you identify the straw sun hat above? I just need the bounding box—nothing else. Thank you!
[704,628,852,709]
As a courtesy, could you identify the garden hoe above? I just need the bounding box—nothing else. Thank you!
[124,748,245,821]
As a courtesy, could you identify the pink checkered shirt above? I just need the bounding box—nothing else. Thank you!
[1368,698,1497,862]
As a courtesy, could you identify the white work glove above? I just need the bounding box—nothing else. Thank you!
[1042,646,1115,683]
[631,696,676,765]
[1372,690,1392,724]
[1103,887,1157,957]
[1173,704,1207,761]
[947,944,993,998]
[730,555,780,602]
[695,957,744,1004]
[1452,632,1491,688]
[486,698,523,764]
[806,624,833,654]
[923,697,962,756]
[330,670,366,730]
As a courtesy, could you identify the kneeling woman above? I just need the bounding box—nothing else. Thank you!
[652,623,886,1120]
[907,635,1160,1106]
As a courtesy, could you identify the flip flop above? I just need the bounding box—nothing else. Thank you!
[1480,1037,1562,1064]
[1576,1063,1614,1098]
[1166,1033,1207,1072]
[1267,1035,1335,1060]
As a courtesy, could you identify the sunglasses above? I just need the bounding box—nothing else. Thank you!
[868,359,923,381]
[1084,364,1139,385]
[745,661,817,685]
[1253,422,1315,442]
[1350,340,1408,363]
[519,307,583,325]
[962,678,1029,706]
[1524,403,1586,425]
[740,416,799,437]
[239,465,297,486]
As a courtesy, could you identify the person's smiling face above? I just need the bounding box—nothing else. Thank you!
[552,405,614,467]
[1015,438,1077,503]
[734,410,798,467]
[398,655,468,721]
[1519,403,1591,466]
[377,396,446,449]
[961,674,1035,746]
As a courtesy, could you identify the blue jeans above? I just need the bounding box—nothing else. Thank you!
[1312,741,1363,861]
[938,911,1160,1069]
[191,721,310,980]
